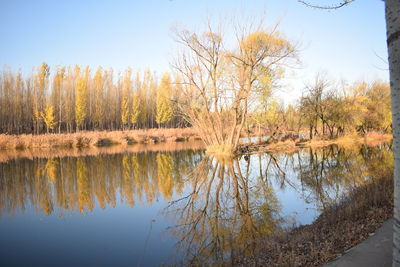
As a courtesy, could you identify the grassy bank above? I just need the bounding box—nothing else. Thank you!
[238,132,393,155]
[235,174,393,266]
[0,128,200,150]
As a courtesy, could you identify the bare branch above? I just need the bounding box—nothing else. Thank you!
[298,0,355,10]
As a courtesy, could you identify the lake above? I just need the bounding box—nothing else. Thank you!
[0,143,393,266]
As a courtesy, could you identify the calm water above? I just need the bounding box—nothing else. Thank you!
[0,144,393,266]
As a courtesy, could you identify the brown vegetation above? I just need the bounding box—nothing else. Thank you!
[235,174,393,266]
[0,127,200,150]
[237,131,393,155]
[0,139,204,163]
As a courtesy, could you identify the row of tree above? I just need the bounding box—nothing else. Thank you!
[0,63,392,137]
[249,76,392,139]
[0,63,184,134]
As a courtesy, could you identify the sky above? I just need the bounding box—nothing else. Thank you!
[0,0,389,104]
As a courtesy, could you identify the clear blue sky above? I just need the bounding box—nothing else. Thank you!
[0,0,388,103]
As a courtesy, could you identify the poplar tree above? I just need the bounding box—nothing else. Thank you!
[41,103,57,133]
[131,92,140,128]
[64,67,76,133]
[121,68,132,129]
[33,62,50,134]
[132,71,142,128]
[156,73,173,126]
[51,67,65,133]
[93,67,105,129]
[75,67,87,131]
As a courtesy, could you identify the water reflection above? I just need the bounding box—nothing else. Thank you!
[164,155,282,265]
[164,143,393,264]
[0,150,203,216]
[296,144,393,210]
[0,143,393,265]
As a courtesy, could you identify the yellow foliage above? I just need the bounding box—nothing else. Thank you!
[41,104,57,132]
[75,77,87,129]
[157,153,174,200]
[77,158,93,213]
[131,92,140,124]
[156,73,173,124]
[45,158,58,180]
[121,68,132,126]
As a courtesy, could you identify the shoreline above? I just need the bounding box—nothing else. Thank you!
[237,132,393,155]
[0,128,200,150]
[235,174,393,266]
[0,139,205,163]
[0,129,392,157]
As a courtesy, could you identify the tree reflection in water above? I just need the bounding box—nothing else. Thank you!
[295,143,393,211]
[163,154,282,265]
[164,143,393,265]
[0,150,203,216]
[0,144,393,264]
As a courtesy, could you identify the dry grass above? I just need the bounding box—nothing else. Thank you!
[238,132,393,155]
[206,144,235,157]
[234,174,393,266]
[261,140,299,153]
[364,131,393,146]
[308,131,393,148]
[0,128,200,150]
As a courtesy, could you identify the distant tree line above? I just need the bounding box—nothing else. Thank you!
[0,63,392,138]
[249,75,392,139]
[0,62,185,134]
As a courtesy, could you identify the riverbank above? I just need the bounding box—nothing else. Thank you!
[0,139,205,163]
[237,132,393,155]
[0,130,392,158]
[234,173,393,266]
[0,128,200,150]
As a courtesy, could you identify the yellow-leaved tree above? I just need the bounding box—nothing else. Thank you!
[156,73,173,126]
[93,67,105,129]
[33,62,50,134]
[75,67,88,131]
[41,103,57,133]
[130,92,140,128]
[173,20,298,154]
[121,68,132,129]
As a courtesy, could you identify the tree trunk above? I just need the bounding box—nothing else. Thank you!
[385,1,400,266]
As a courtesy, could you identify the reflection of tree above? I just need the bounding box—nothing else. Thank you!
[77,158,93,213]
[0,150,203,216]
[157,153,174,201]
[45,158,59,180]
[35,159,54,215]
[122,155,135,207]
[163,144,394,265]
[0,143,393,262]
[165,156,281,265]
[295,144,394,211]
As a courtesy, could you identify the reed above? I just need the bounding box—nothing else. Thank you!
[0,128,200,150]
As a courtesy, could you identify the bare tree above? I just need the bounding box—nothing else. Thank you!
[172,16,298,155]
